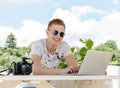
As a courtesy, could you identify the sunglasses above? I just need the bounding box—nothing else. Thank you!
[52,30,65,37]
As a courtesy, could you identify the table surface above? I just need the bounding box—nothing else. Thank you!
[0,75,120,80]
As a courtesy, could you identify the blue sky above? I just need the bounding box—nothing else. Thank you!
[0,0,120,48]
[0,0,118,27]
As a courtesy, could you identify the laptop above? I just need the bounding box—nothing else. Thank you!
[63,50,113,75]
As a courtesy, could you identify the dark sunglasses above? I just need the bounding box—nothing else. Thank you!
[52,30,65,37]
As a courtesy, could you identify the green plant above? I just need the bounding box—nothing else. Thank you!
[58,38,94,68]
[79,38,94,60]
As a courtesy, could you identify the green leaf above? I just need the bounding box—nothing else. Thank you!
[79,39,85,43]
[86,39,94,49]
[79,47,87,56]
[71,47,75,53]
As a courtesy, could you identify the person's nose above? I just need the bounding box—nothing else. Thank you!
[55,33,61,39]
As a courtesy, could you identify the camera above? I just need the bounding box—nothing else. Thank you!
[13,57,33,75]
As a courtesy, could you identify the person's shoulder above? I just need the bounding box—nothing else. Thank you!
[59,41,70,48]
[32,38,46,45]
[61,41,69,45]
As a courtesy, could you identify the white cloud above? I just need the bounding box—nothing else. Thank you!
[1,6,120,49]
[0,20,47,47]
[16,20,47,47]
[51,6,106,35]
[0,26,16,47]
[51,6,120,48]
[99,11,120,42]
[71,6,106,15]
[114,0,119,5]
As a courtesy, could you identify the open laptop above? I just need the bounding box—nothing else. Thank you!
[63,50,113,75]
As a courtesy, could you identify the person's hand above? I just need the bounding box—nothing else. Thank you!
[62,66,79,74]
[67,66,79,73]
[105,71,107,75]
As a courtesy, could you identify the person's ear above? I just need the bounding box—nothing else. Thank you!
[46,29,49,36]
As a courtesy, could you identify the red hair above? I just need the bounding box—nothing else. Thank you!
[47,18,65,30]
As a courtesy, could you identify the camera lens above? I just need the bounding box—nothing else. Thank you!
[21,65,32,75]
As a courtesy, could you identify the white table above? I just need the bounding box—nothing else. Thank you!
[0,75,120,80]
[0,75,120,88]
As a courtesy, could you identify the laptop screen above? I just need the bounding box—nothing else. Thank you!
[78,50,113,75]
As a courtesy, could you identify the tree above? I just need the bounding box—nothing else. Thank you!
[95,44,113,52]
[104,40,118,50]
[5,33,17,49]
[95,40,120,65]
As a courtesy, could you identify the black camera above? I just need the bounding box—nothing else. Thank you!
[13,57,33,75]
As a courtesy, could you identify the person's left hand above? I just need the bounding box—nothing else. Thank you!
[67,66,79,73]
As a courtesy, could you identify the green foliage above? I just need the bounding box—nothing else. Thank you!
[104,40,117,50]
[76,39,94,67]
[95,44,113,52]
[0,50,3,56]
[0,34,120,71]
[0,52,10,67]
[0,46,31,69]
[79,39,94,60]
[59,38,120,68]
[109,50,120,65]
[95,40,120,65]
[5,33,16,49]
[79,47,87,58]
[59,38,94,68]
[0,33,32,69]
[58,59,67,68]
[79,39,93,49]
[0,46,31,70]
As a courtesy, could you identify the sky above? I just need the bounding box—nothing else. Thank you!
[0,0,120,48]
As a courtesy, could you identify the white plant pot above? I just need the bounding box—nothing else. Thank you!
[106,65,120,88]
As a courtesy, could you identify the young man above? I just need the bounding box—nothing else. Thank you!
[30,18,79,75]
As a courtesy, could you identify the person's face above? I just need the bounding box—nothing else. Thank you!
[46,24,65,46]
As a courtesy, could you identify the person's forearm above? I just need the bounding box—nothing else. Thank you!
[32,66,65,75]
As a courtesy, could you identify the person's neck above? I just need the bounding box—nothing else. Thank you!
[46,39,57,55]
